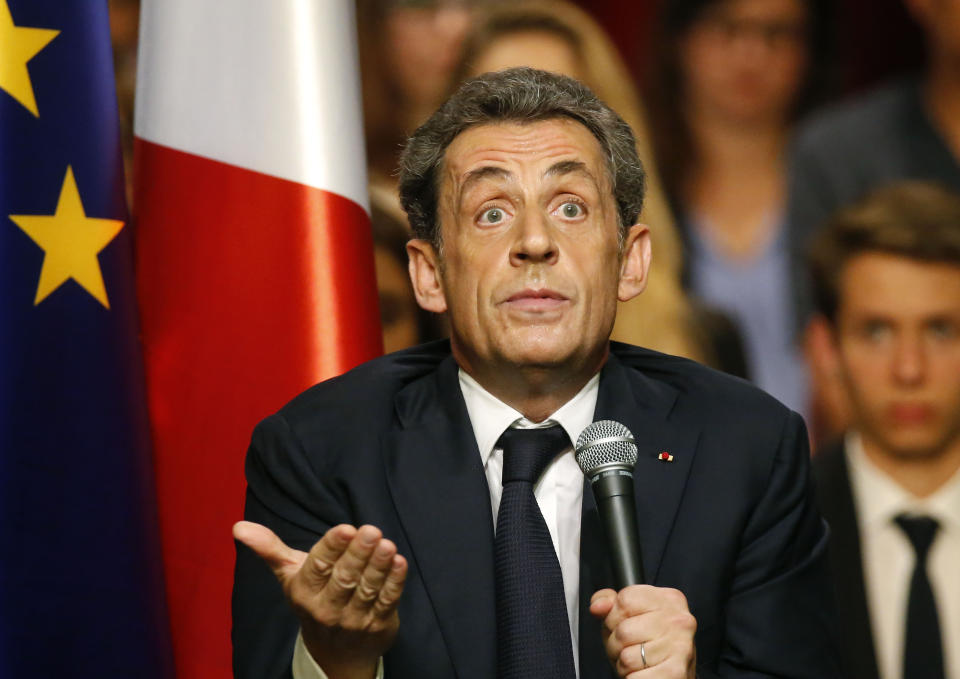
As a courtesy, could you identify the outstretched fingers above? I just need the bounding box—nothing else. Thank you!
[301,524,359,591]
[339,539,407,629]
[371,554,407,622]
[317,525,384,609]
[350,539,398,608]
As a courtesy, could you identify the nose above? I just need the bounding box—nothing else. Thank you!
[892,334,926,386]
[510,210,558,266]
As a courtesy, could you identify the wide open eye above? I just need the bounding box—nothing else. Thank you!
[557,201,583,219]
[479,207,506,225]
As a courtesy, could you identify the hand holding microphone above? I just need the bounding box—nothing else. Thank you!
[577,420,697,679]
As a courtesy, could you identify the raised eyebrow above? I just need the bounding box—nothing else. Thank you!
[455,161,597,209]
[544,159,589,178]
[459,166,514,193]
[461,161,593,187]
[544,160,601,191]
[454,166,515,212]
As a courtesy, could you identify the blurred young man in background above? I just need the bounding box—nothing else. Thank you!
[808,182,960,679]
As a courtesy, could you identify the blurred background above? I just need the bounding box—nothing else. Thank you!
[108,0,935,449]
[4,2,953,678]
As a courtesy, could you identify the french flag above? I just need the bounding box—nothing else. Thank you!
[133,2,382,677]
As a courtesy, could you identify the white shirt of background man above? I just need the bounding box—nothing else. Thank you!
[847,432,960,679]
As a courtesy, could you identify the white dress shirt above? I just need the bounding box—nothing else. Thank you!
[293,369,599,679]
[846,432,960,679]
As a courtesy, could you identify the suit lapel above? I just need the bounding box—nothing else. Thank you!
[592,352,702,585]
[382,356,496,679]
[815,441,880,679]
[578,352,702,676]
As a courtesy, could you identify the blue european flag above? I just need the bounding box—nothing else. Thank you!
[0,1,173,675]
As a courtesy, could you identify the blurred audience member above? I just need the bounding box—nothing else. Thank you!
[371,204,444,352]
[647,0,831,415]
[357,0,473,222]
[808,182,960,679]
[356,0,474,354]
[789,0,960,323]
[451,0,722,366]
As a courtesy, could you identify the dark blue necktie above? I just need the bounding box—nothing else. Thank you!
[895,514,944,679]
[494,425,577,679]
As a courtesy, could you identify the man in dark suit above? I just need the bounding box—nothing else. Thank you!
[807,182,960,679]
[232,67,839,679]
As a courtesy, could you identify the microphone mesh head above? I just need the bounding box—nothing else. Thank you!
[575,419,638,474]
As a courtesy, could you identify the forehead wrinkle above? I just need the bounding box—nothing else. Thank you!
[458,159,602,202]
[437,121,618,235]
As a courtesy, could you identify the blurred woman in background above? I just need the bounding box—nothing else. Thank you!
[647,0,831,414]
[356,0,474,352]
[451,0,723,366]
[357,0,474,222]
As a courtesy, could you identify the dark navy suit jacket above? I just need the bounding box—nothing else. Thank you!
[232,341,841,678]
[813,440,881,679]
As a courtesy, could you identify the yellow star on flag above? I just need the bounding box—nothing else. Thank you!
[0,0,59,117]
[9,166,125,308]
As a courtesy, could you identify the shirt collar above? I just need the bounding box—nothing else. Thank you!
[458,368,600,465]
[847,431,960,533]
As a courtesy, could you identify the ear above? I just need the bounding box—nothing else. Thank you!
[803,313,854,442]
[406,238,448,313]
[617,224,652,302]
[803,313,841,378]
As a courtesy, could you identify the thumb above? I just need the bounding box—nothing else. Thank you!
[589,588,617,619]
[233,520,306,584]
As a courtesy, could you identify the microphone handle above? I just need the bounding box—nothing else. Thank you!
[591,470,645,589]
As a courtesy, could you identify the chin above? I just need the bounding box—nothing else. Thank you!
[497,337,580,369]
[503,348,575,370]
[878,431,954,461]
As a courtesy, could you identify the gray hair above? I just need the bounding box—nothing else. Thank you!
[398,67,646,246]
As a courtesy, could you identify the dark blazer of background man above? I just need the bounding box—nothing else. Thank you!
[807,183,960,679]
[232,68,840,679]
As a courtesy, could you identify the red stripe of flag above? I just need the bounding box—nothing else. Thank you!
[134,138,381,678]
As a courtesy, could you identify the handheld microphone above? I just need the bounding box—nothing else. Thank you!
[575,419,644,589]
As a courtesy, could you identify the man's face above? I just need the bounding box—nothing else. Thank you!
[408,119,649,379]
[832,252,960,459]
